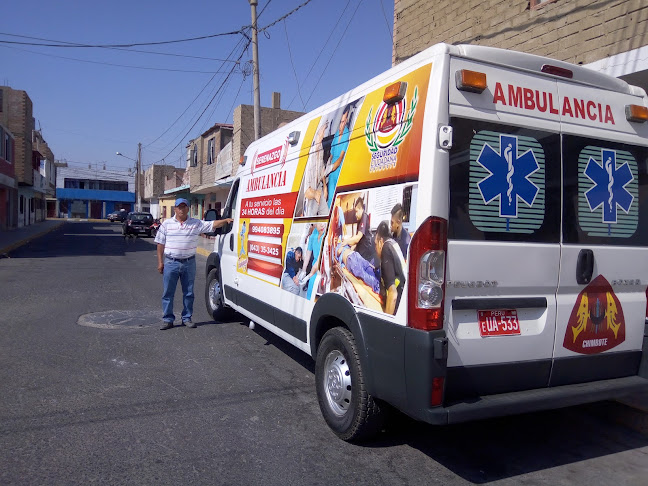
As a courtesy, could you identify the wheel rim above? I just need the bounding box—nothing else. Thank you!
[208,278,222,311]
[323,349,352,417]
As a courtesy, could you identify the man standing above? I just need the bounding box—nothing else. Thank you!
[155,198,232,330]
[390,203,411,257]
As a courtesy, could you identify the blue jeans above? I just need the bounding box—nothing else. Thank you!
[162,256,196,323]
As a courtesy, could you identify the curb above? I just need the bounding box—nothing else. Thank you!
[0,221,65,255]
[196,246,212,258]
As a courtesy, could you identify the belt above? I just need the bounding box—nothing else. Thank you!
[165,255,195,263]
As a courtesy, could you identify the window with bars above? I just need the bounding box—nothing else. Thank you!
[207,138,215,165]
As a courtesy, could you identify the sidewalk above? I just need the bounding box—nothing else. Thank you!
[196,234,215,258]
[0,219,66,255]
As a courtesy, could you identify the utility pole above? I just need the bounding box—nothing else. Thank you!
[136,142,142,212]
[250,0,261,140]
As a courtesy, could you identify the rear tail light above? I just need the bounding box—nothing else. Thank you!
[408,217,447,331]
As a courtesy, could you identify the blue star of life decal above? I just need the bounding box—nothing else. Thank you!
[477,135,539,219]
[584,149,633,224]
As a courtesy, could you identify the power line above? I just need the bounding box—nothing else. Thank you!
[153,40,252,164]
[143,37,247,149]
[303,0,364,109]
[259,0,314,33]
[0,32,241,62]
[0,29,243,48]
[0,44,229,74]
[283,20,305,110]
[379,0,394,43]
[286,0,352,110]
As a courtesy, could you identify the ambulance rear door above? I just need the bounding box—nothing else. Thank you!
[552,80,648,385]
[446,57,563,402]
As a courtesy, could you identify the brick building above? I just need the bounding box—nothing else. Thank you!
[143,164,180,219]
[187,123,233,219]
[0,121,16,230]
[182,92,304,219]
[0,86,42,227]
[393,0,648,92]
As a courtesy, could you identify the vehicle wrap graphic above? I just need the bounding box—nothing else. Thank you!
[563,275,626,354]
[469,131,545,233]
[236,64,431,314]
[579,146,638,237]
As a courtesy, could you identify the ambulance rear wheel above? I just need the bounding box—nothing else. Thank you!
[205,268,229,322]
[315,327,384,442]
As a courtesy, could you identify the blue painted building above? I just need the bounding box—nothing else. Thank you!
[56,166,135,219]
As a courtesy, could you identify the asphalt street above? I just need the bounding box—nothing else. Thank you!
[1,221,647,485]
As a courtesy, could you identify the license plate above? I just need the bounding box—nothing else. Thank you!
[478,309,520,337]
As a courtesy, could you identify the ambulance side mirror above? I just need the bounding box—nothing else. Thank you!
[204,209,223,236]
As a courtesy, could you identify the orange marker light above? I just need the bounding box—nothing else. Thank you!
[455,70,487,93]
[626,104,648,123]
[383,82,407,103]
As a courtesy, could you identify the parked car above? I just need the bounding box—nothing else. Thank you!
[122,212,154,237]
[107,210,128,222]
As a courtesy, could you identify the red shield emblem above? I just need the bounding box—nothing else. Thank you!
[563,275,625,354]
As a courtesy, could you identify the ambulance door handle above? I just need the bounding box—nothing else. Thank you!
[230,234,234,252]
[576,249,594,285]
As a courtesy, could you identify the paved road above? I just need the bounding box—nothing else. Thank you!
[1,221,647,485]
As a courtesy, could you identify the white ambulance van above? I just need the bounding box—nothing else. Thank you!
[204,43,648,441]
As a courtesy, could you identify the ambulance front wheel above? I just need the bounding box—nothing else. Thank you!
[206,268,230,322]
[315,327,384,442]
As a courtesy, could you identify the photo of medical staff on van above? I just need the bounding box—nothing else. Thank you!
[321,184,415,315]
[294,98,364,218]
[281,220,328,300]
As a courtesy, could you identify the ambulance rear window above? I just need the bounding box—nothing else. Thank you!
[562,136,648,246]
[449,118,561,243]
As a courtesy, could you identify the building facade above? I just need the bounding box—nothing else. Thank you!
[56,165,135,219]
[144,164,181,219]
[187,123,234,219]
[0,86,40,228]
[0,121,16,230]
[392,0,648,92]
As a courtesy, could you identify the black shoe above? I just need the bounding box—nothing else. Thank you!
[184,320,196,328]
[160,322,173,330]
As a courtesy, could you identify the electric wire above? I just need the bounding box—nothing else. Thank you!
[0,29,242,48]
[153,40,252,165]
[0,32,241,62]
[143,36,247,149]
[303,0,363,109]
[0,44,227,74]
[379,0,393,41]
[258,0,313,33]
[285,0,352,110]
[283,20,305,110]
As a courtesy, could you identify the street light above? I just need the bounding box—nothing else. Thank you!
[115,151,135,161]
[116,144,142,211]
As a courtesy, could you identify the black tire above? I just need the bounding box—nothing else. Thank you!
[315,327,384,442]
[146,230,152,238]
[205,268,230,321]
[151,228,157,238]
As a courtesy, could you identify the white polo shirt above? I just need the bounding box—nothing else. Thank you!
[154,215,213,259]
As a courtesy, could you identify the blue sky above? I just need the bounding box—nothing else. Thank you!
[1,0,394,173]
